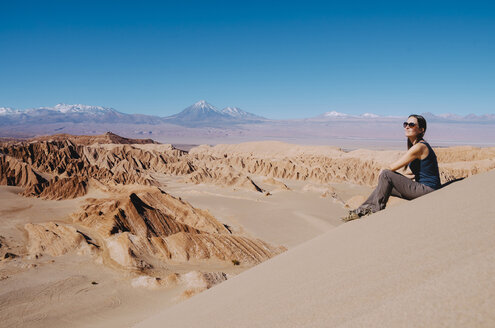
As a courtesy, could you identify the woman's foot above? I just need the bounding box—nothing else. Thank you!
[341,210,360,222]
[341,207,373,222]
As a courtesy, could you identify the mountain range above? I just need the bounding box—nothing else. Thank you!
[0,101,266,127]
[1,101,494,128]
[0,103,163,125]
[311,110,495,122]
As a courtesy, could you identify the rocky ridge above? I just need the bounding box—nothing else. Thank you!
[30,131,159,145]
[23,187,285,274]
[1,133,493,304]
[1,135,289,298]
[2,137,494,201]
[187,143,495,187]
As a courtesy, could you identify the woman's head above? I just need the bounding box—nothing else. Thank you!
[405,114,427,149]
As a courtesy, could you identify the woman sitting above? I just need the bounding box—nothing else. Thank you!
[343,114,441,222]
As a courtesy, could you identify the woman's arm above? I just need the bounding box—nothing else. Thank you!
[388,143,425,172]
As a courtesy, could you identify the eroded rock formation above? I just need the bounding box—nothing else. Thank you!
[2,135,494,202]
[22,175,88,200]
[187,143,495,187]
[2,133,494,300]
[69,187,285,269]
[29,131,158,145]
[0,154,47,187]
[0,139,175,199]
[25,222,98,258]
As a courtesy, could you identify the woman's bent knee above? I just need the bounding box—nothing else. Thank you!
[379,169,393,178]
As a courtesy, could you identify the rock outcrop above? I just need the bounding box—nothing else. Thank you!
[70,187,286,269]
[25,222,98,258]
[29,131,159,145]
[0,140,175,199]
[263,177,290,190]
[188,143,495,187]
[22,175,88,200]
[2,133,494,307]
[185,167,264,192]
[179,271,228,299]
[0,154,47,187]
[2,136,494,201]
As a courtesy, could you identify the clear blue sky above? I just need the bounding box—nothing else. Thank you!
[1,0,494,118]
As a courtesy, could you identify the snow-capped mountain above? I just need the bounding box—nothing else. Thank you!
[317,111,382,120]
[185,100,221,114]
[164,100,227,126]
[0,103,163,125]
[360,113,379,118]
[323,111,352,118]
[2,101,492,132]
[316,110,495,122]
[47,103,115,114]
[7,103,118,115]
[0,101,266,128]
[221,106,263,119]
[305,109,495,124]
[164,100,265,126]
[174,100,223,117]
[0,107,19,115]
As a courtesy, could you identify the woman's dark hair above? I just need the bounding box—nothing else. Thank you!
[407,114,427,149]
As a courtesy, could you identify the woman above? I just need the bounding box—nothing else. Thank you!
[342,114,441,222]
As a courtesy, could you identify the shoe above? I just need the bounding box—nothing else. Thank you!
[341,207,374,222]
[341,210,360,222]
[359,207,373,217]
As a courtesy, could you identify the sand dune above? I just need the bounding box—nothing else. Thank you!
[1,134,494,327]
[135,169,495,328]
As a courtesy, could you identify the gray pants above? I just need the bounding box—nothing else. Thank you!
[357,169,434,214]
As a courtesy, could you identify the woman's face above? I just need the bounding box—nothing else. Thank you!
[404,116,424,138]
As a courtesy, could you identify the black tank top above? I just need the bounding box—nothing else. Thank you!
[408,141,441,190]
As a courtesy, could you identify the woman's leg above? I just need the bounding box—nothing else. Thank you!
[356,169,434,214]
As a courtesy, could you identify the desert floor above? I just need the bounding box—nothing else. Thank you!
[0,171,371,327]
[135,169,495,328]
[1,138,493,327]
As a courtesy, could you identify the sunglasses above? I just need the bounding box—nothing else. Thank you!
[403,122,416,128]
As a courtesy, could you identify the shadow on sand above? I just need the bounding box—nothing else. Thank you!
[440,177,465,189]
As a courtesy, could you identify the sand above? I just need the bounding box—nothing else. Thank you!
[135,169,495,328]
[151,174,355,247]
[0,165,362,327]
[1,135,493,327]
